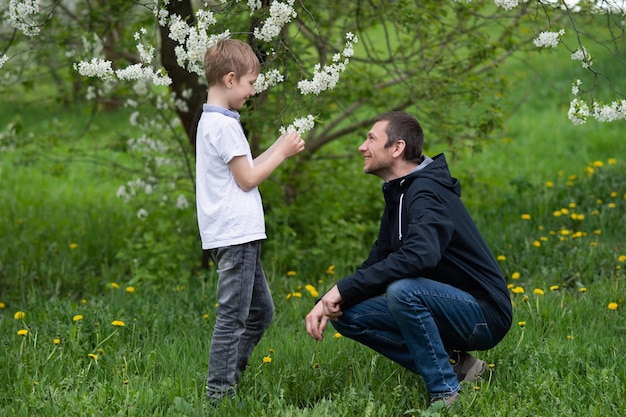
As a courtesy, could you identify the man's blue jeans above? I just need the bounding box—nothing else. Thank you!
[331,278,494,399]
[206,241,274,400]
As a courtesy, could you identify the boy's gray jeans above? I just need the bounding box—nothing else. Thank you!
[206,240,274,400]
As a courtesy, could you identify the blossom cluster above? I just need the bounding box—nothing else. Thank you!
[297,33,358,96]
[280,114,316,135]
[253,0,297,42]
[7,0,41,36]
[533,29,565,48]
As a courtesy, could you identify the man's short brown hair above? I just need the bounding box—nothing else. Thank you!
[203,39,260,86]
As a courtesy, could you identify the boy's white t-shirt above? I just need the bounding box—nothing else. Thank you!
[195,105,266,250]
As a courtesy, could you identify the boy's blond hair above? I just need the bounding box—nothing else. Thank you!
[203,39,260,86]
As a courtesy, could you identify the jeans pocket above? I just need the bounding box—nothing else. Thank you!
[211,246,235,271]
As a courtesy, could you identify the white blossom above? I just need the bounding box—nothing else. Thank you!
[137,208,149,220]
[0,55,9,69]
[571,47,593,68]
[254,68,285,94]
[280,114,315,134]
[74,58,115,79]
[571,79,582,96]
[592,99,626,122]
[253,0,297,42]
[494,0,519,10]
[568,98,590,125]
[8,0,41,36]
[533,29,565,48]
[297,33,358,95]
[176,195,190,209]
[248,0,262,13]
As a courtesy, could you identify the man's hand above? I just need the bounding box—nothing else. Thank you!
[305,301,328,341]
[305,285,344,341]
[320,285,343,320]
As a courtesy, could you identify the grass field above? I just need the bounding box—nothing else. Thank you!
[2,27,626,417]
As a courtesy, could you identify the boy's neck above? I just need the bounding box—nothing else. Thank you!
[206,86,230,109]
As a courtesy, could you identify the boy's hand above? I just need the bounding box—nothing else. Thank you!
[276,131,305,158]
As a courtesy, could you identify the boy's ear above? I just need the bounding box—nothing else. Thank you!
[223,72,236,87]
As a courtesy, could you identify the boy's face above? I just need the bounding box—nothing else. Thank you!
[227,71,258,110]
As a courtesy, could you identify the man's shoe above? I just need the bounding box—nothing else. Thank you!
[450,351,486,383]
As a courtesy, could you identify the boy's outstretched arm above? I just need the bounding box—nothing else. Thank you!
[229,131,304,191]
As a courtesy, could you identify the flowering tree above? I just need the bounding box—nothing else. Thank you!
[1,0,624,279]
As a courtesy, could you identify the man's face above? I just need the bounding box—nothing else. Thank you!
[358,120,394,180]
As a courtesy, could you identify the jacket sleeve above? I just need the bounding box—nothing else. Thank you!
[337,186,455,307]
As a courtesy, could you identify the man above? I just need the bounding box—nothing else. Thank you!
[305,111,512,407]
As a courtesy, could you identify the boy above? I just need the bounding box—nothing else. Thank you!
[196,38,305,402]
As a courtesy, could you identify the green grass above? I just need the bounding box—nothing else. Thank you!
[2,26,626,417]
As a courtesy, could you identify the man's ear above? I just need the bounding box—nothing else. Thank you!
[223,72,236,87]
[392,139,406,158]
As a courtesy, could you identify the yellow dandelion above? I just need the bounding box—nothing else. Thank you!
[518,321,526,327]
[69,243,78,250]
[568,202,576,208]
[550,285,560,291]
[534,288,545,296]
[553,211,562,217]
[125,286,135,293]
[287,271,296,277]
[511,272,520,280]
[540,236,548,241]
[608,302,618,311]
[608,203,616,209]
[532,240,541,247]
[579,287,587,293]
[88,353,98,360]
[262,356,272,363]
[202,313,209,319]
[305,285,319,298]
[610,192,618,198]
[521,295,529,303]
[511,286,525,294]
[81,299,87,304]
[269,348,275,354]
[73,315,83,322]
[497,255,506,261]
[112,320,125,327]
[333,332,342,339]
[488,363,496,369]
[507,283,514,289]
[545,181,554,188]
[292,292,302,298]
[592,160,603,167]
[53,338,61,345]
[593,230,601,235]
[326,265,336,274]
[521,214,531,220]
[17,329,28,336]
[0,302,5,309]
[285,293,292,300]
[567,335,574,340]
[618,255,626,263]
[110,282,120,289]
[14,311,25,320]
[608,158,617,165]
[560,208,569,215]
